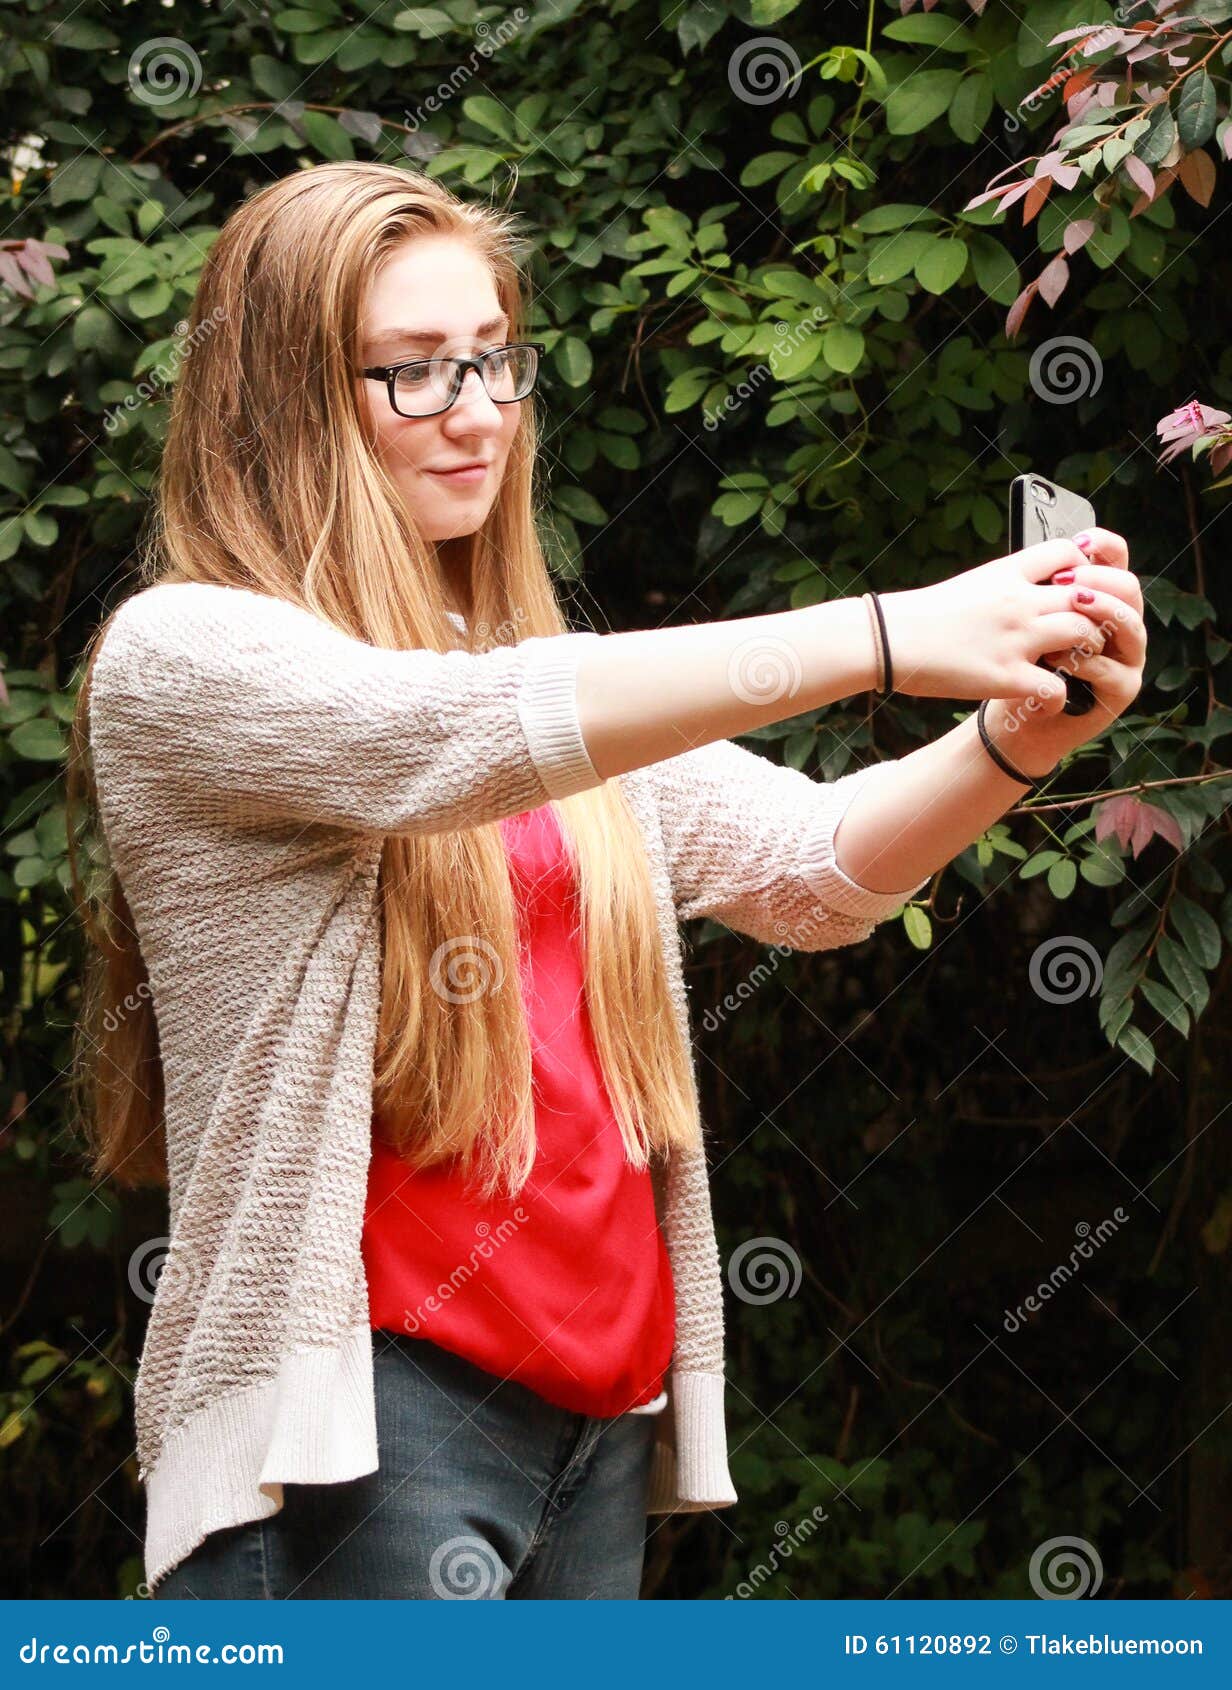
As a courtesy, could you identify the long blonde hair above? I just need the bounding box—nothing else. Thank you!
[68,161,701,1202]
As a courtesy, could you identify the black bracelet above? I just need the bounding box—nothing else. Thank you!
[976,701,1058,792]
[868,590,893,696]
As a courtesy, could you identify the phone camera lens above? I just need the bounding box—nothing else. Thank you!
[1030,479,1056,504]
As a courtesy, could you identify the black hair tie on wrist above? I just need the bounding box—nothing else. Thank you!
[868,590,893,696]
[976,700,1058,793]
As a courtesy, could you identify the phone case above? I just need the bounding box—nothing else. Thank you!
[1008,473,1098,716]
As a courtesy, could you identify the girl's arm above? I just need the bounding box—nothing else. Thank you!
[829,704,1055,896]
[88,579,880,840]
[639,739,931,954]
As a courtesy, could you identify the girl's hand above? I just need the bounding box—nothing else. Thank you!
[877,535,1123,705]
[981,526,1147,775]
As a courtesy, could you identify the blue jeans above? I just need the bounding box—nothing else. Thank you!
[155,1330,659,1599]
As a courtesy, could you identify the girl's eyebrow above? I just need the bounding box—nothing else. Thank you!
[368,314,510,353]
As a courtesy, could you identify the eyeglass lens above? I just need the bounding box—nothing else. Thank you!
[394,346,537,416]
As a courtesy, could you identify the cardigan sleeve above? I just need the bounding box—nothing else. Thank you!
[642,736,932,952]
[88,580,605,837]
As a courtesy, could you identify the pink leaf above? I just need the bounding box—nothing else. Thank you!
[0,252,33,299]
[1038,252,1070,308]
[1005,279,1039,340]
[1124,154,1155,198]
[964,183,1023,211]
[1094,795,1184,858]
[999,179,1036,214]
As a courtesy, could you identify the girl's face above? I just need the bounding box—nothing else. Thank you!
[357,235,522,544]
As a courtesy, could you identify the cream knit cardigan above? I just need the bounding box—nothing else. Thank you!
[87,580,930,1591]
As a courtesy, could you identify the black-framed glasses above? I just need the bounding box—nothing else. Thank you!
[361,342,544,419]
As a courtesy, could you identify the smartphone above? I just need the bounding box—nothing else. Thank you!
[1008,472,1098,717]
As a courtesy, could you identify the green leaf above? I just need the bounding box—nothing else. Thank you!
[73,305,123,354]
[553,337,592,387]
[14,856,51,888]
[884,70,962,136]
[10,718,66,760]
[297,110,354,160]
[741,152,798,188]
[852,204,941,234]
[249,55,300,100]
[1115,1023,1155,1075]
[866,229,936,286]
[1137,101,1177,168]
[1177,71,1217,149]
[968,234,1019,304]
[274,8,338,31]
[49,19,119,49]
[713,491,764,526]
[49,154,103,206]
[392,7,455,34]
[882,15,978,51]
[1020,849,1062,879]
[1158,933,1210,1018]
[462,96,516,143]
[596,432,639,470]
[1170,892,1221,969]
[596,407,645,435]
[552,485,606,526]
[914,237,968,294]
[821,323,864,374]
[129,280,173,319]
[949,74,993,145]
[1140,978,1189,1038]
[22,511,58,548]
[903,904,932,949]
[771,330,824,379]
[1047,858,1077,899]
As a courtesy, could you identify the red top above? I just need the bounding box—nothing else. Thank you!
[362,800,674,1417]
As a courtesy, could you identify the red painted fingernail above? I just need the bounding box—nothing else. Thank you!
[1073,532,1093,551]
[1052,568,1076,584]
[1075,588,1095,604]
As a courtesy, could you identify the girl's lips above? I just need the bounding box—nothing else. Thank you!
[425,463,489,484]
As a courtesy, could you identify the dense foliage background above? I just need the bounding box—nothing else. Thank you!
[1,0,1230,1599]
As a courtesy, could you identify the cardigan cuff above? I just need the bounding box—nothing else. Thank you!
[797,760,931,920]
[516,631,605,799]
[645,1369,738,1513]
